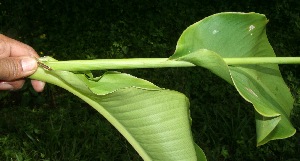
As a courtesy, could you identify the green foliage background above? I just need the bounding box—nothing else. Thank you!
[0,0,300,160]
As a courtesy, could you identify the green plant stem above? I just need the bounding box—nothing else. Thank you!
[44,57,300,71]
[45,58,194,71]
[224,57,300,65]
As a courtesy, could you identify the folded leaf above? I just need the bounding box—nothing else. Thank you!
[30,69,205,160]
[170,12,296,145]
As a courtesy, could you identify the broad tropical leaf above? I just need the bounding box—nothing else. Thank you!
[29,12,296,160]
[30,68,204,161]
[170,12,296,145]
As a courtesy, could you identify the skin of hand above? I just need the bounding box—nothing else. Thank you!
[0,34,45,92]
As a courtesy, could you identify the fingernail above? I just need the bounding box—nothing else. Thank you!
[0,82,14,90]
[21,57,37,72]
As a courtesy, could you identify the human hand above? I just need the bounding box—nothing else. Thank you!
[0,34,45,92]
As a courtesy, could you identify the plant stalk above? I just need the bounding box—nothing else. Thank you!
[224,57,300,65]
[43,57,300,71]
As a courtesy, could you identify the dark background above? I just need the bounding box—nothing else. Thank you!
[0,0,300,160]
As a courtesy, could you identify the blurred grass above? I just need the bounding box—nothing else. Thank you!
[0,0,300,160]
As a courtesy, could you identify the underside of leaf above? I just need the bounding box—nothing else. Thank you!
[30,69,204,160]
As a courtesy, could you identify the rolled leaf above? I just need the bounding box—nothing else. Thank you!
[30,68,205,160]
[170,12,296,145]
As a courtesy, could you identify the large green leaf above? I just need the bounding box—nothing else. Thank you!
[29,12,296,160]
[30,68,204,161]
[170,12,296,145]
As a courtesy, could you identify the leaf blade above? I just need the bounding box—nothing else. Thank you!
[171,12,296,145]
[30,69,201,161]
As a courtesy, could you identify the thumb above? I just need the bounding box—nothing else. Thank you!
[0,57,38,81]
